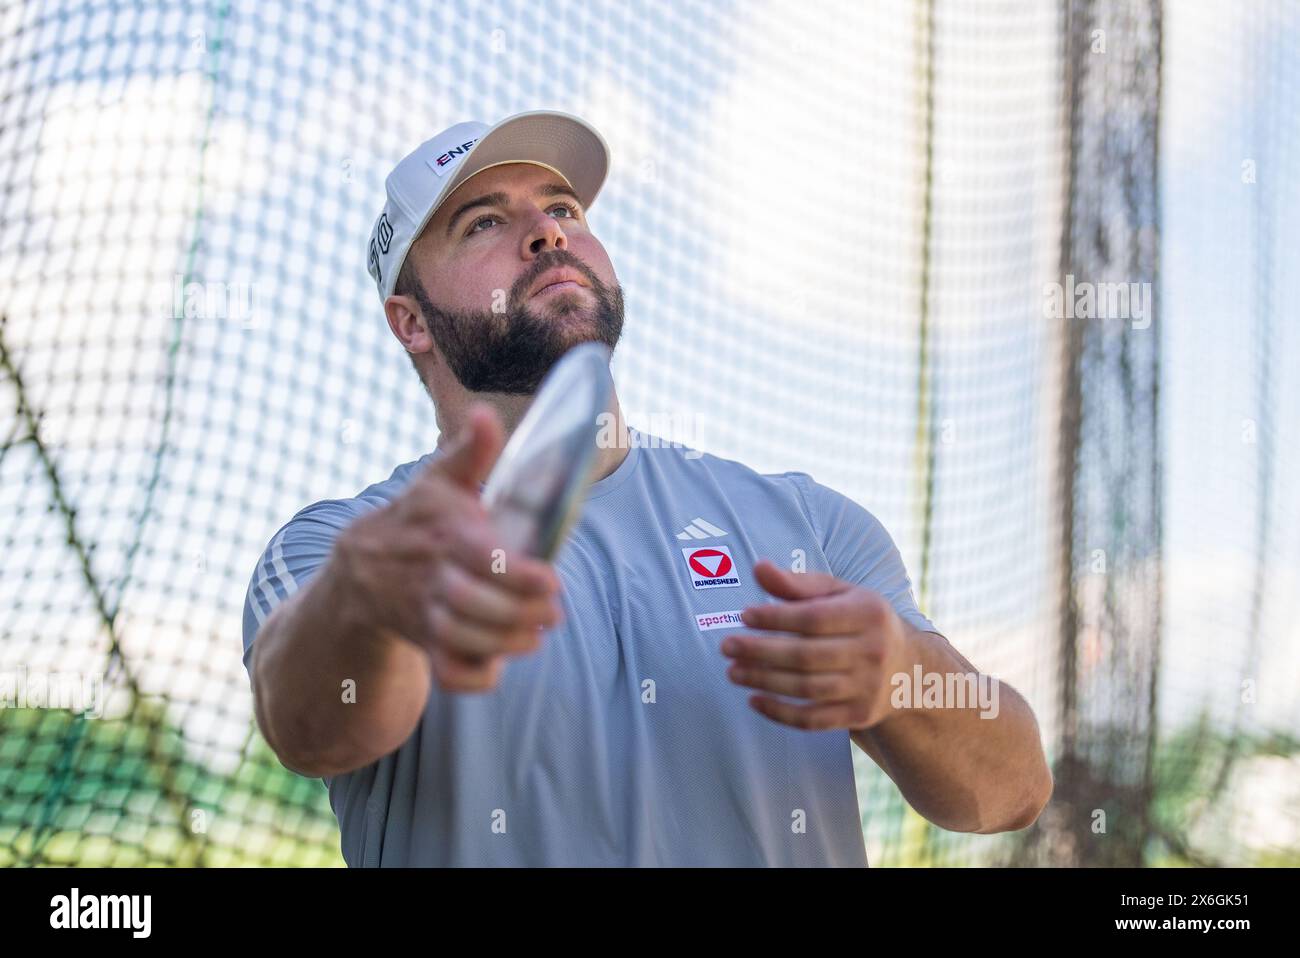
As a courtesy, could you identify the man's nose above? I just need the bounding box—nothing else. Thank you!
[525,210,567,255]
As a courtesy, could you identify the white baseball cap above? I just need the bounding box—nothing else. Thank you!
[366,109,610,303]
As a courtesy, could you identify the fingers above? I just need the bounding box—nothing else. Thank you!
[428,557,562,659]
[431,646,506,694]
[726,662,859,702]
[721,633,865,672]
[746,695,870,732]
[336,407,563,698]
[741,587,889,636]
[438,562,564,634]
[400,469,558,598]
[426,529,562,661]
[439,518,561,598]
[428,603,536,658]
[751,559,847,601]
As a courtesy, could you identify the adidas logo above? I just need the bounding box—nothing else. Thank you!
[676,517,728,540]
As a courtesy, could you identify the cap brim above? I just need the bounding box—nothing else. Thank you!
[416,110,610,248]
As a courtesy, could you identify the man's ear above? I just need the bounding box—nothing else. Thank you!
[384,294,432,355]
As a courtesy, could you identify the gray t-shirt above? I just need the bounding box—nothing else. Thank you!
[242,427,939,866]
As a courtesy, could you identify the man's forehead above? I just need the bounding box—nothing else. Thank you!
[436,163,569,221]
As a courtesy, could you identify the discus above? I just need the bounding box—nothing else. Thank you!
[481,341,614,560]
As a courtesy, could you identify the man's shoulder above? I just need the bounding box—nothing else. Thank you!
[631,433,831,534]
[351,448,441,505]
[634,430,813,490]
[283,449,440,531]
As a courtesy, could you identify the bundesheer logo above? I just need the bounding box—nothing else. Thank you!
[680,545,741,590]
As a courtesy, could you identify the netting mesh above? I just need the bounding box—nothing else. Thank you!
[1,0,1297,867]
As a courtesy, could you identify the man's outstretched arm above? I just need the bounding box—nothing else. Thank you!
[722,559,1053,834]
[247,406,563,778]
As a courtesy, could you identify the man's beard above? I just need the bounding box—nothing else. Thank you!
[411,252,624,394]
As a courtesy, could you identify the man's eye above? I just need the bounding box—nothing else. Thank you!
[466,203,580,236]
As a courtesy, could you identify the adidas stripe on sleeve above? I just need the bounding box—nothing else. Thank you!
[240,501,362,679]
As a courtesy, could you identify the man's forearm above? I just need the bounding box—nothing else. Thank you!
[851,625,1053,833]
[251,554,433,778]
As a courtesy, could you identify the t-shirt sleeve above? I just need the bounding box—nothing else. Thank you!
[240,501,363,681]
[785,473,942,637]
